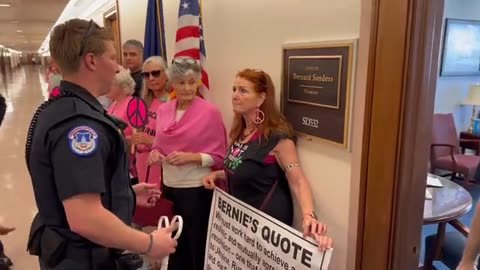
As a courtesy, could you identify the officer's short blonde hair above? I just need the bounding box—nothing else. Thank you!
[113,66,135,95]
[49,19,114,75]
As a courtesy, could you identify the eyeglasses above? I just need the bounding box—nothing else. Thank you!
[172,58,199,65]
[142,70,163,78]
[78,20,100,56]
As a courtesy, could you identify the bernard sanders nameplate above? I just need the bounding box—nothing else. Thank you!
[281,41,355,148]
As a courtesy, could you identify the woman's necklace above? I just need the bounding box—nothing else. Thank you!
[154,89,169,102]
[159,95,169,102]
[240,127,257,141]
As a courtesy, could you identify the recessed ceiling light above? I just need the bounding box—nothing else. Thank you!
[16,30,23,33]
[0,4,11,7]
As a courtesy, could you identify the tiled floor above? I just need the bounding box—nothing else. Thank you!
[0,65,47,269]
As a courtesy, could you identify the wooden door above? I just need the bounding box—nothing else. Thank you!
[104,3,122,64]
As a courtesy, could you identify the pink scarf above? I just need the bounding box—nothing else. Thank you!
[153,96,227,169]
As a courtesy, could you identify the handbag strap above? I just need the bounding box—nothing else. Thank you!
[145,165,151,184]
[150,164,167,196]
[259,180,279,211]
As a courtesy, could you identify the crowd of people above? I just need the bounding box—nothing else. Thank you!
[2,18,335,270]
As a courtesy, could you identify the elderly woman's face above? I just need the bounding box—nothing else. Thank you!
[143,61,167,92]
[107,84,124,100]
[171,73,198,103]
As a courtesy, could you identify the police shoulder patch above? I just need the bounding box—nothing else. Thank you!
[67,125,99,157]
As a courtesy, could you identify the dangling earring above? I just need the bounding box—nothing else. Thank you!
[253,106,265,125]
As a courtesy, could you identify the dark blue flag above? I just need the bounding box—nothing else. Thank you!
[144,0,167,61]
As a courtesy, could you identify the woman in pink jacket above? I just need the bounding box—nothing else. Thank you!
[148,58,227,270]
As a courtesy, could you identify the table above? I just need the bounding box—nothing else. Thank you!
[422,174,473,269]
[423,174,473,224]
[460,131,480,155]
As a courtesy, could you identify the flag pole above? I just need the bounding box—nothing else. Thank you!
[155,0,166,61]
[198,0,204,91]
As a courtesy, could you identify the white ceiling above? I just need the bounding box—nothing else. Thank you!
[0,0,69,52]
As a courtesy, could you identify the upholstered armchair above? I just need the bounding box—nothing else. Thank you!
[430,113,480,185]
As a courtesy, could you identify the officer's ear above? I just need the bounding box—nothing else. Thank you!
[83,53,97,71]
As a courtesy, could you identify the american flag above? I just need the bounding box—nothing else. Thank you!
[174,0,210,97]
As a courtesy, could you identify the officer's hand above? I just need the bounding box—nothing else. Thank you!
[457,260,477,270]
[203,172,217,190]
[165,151,197,166]
[133,183,161,208]
[147,150,165,165]
[131,132,154,146]
[147,224,178,259]
[0,225,15,235]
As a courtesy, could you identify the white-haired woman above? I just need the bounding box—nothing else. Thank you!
[147,58,227,270]
[131,56,171,228]
[106,66,137,182]
[107,66,135,133]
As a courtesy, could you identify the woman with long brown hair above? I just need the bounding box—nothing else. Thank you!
[203,68,333,251]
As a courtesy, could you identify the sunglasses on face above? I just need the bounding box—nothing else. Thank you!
[78,20,100,56]
[142,70,163,78]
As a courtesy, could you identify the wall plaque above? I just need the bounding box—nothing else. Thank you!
[281,40,355,148]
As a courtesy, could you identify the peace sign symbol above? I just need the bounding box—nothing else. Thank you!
[127,97,149,129]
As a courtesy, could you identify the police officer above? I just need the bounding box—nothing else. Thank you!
[25,19,177,269]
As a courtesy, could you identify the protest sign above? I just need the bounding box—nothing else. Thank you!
[204,188,332,270]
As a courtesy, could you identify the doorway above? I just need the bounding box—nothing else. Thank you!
[355,0,446,269]
[104,2,122,65]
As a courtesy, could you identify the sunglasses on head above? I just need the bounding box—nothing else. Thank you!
[78,20,100,56]
[142,70,162,78]
[249,68,265,73]
[172,58,199,65]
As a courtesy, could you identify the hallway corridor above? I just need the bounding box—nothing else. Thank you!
[1,66,48,269]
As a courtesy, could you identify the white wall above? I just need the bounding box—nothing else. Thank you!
[83,0,116,26]
[434,0,480,131]
[119,1,363,269]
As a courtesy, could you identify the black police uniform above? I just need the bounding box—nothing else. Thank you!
[25,81,137,270]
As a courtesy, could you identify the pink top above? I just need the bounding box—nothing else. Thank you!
[135,98,164,185]
[153,97,227,170]
[107,96,136,176]
[107,96,134,137]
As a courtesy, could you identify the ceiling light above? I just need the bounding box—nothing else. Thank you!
[16,30,23,33]
[0,4,11,7]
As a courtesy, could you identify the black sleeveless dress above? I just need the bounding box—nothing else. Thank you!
[224,132,293,225]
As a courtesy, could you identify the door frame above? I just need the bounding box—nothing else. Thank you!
[356,0,445,269]
[103,0,123,64]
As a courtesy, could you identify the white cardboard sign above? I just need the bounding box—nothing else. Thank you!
[204,188,333,270]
